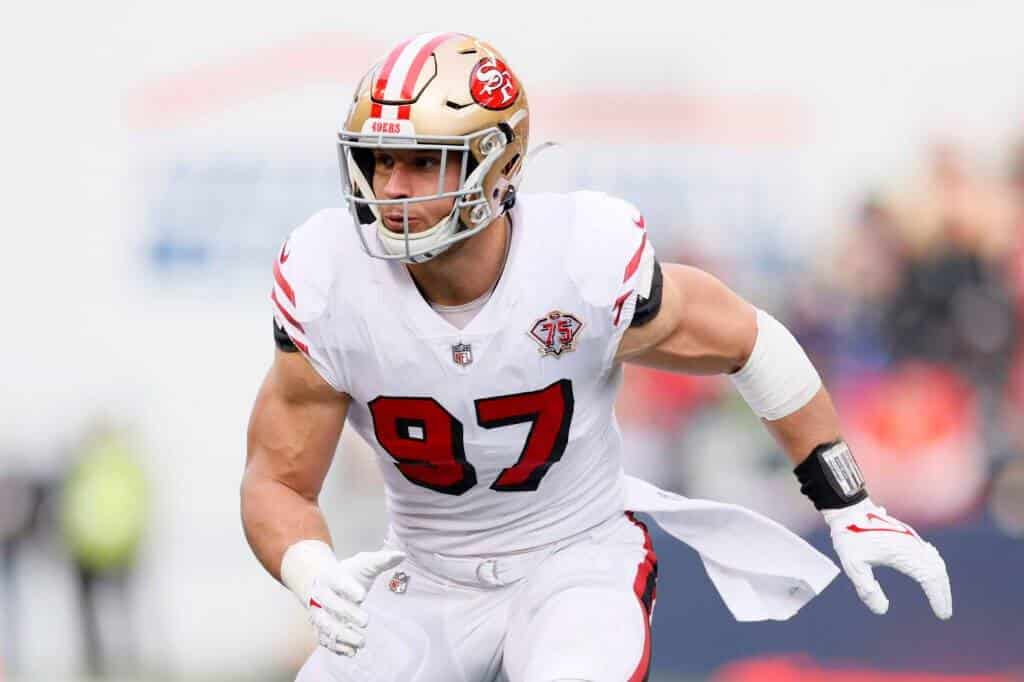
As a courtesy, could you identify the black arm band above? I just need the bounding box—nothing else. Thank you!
[274,319,300,353]
[793,440,868,510]
[630,259,663,327]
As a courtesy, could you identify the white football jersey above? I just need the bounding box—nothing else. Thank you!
[272,191,654,556]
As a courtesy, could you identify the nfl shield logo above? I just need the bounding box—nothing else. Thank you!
[452,342,473,366]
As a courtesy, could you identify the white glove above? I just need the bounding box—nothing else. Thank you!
[824,498,952,619]
[280,540,406,656]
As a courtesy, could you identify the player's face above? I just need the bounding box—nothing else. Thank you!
[373,149,463,233]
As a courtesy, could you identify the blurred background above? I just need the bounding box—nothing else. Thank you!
[3,1,1024,680]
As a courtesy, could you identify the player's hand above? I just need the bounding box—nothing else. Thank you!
[823,498,951,620]
[306,549,406,656]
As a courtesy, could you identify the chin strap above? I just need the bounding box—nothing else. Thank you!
[346,153,382,224]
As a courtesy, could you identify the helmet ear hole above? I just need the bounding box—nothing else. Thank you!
[500,185,517,211]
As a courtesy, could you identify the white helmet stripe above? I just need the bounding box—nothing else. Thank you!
[380,32,446,115]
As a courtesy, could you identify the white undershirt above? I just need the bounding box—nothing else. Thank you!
[430,289,494,330]
[427,217,512,330]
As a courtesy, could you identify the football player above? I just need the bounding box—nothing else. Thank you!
[242,33,952,682]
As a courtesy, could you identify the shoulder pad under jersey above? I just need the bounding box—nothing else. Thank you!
[567,191,655,320]
[271,209,354,391]
[271,209,347,329]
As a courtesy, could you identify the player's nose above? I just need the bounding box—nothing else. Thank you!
[380,163,414,199]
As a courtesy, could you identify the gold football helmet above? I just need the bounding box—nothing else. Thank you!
[338,32,529,263]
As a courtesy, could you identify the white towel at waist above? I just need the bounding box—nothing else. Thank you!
[624,475,839,622]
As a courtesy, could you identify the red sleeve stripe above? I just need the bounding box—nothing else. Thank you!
[623,233,648,283]
[273,259,296,305]
[273,308,310,355]
[613,289,634,326]
[271,289,304,333]
[396,33,459,120]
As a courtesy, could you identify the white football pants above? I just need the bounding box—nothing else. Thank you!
[295,512,657,682]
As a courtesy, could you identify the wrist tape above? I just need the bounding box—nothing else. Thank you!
[794,440,868,510]
[281,539,335,607]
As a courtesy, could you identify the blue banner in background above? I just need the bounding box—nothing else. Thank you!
[646,512,1023,678]
[140,142,815,304]
[144,157,341,276]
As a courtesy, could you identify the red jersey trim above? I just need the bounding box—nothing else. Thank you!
[272,290,305,333]
[623,233,648,283]
[273,259,296,305]
[626,512,657,682]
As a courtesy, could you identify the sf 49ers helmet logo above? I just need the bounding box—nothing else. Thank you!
[470,57,519,110]
[529,311,583,357]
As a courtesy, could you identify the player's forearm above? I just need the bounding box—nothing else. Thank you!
[241,471,332,582]
[726,309,872,509]
[243,356,347,582]
[761,386,843,466]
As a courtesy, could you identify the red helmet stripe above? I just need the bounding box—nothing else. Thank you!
[396,32,459,120]
[371,36,413,118]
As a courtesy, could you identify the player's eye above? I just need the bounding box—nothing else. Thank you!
[375,153,395,168]
[414,156,439,170]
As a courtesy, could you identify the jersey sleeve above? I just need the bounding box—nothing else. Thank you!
[567,191,658,373]
[270,210,349,393]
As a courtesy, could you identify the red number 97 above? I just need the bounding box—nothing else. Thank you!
[368,380,574,495]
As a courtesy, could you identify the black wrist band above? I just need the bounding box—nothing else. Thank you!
[793,440,868,510]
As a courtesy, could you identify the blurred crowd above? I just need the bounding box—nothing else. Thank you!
[619,136,1024,538]
[0,422,148,678]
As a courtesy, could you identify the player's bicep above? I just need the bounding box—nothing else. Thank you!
[619,263,756,375]
[245,349,351,501]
